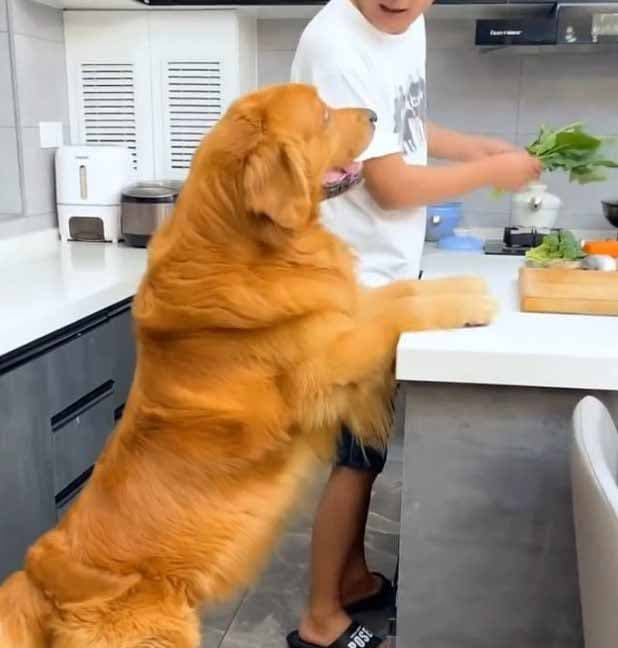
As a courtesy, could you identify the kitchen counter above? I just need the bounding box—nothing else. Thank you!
[0,230,148,362]
[5,232,617,381]
[395,250,618,647]
[397,250,618,391]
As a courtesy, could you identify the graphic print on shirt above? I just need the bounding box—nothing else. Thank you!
[393,75,426,157]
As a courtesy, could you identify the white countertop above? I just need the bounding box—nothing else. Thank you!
[397,249,618,391]
[0,230,147,359]
[2,231,617,392]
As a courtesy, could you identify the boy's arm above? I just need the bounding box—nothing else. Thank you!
[427,122,519,162]
[290,62,540,210]
[363,151,541,211]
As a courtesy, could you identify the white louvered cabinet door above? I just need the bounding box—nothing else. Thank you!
[64,11,155,180]
[162,60,224,177]
[66,11,256,184]
[149,12,241,181]
[78,62,139,171]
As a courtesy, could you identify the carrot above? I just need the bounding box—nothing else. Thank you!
[583,240,618,257]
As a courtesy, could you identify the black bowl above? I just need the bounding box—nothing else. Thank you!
[602,200,618,228]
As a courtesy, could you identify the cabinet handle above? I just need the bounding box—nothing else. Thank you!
[114,404,125,421]
[51,380,114,432]
[55,465,93,507]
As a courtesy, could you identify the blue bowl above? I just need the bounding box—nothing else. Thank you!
[438,234,484,252]
[426,202,463,242]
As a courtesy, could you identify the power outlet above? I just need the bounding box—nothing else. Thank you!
[39,122,64,149]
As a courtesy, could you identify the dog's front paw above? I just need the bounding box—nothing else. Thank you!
[460,295,498,327]
[448,276,489,295]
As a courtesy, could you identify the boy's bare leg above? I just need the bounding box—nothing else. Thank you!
[340,482,382,607]
[298,466,379,646]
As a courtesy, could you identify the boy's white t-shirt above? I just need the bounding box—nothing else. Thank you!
[291,0,428,287]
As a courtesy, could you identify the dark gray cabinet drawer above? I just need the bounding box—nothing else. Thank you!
[51,383,115,496]
[0,363,56,581]
[108,309,136,411]
[42,321,115,416]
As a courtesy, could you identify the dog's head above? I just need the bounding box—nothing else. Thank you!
[191,83,375,236]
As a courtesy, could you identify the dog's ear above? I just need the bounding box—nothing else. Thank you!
[243,138,312,231]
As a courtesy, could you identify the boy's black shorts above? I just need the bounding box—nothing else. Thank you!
[335,271,421,475]
[336,426,388,473]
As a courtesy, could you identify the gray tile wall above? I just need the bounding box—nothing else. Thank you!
[0,0,22,220]
[258,17,618,232]
[0,33,15,127]
[0,0,7,32]
[0,0,68,239]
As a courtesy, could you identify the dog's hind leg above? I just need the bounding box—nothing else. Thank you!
[50,600,201,648]
[135,592,202,648]
[135,626,201,648]
[51,619,201,648]
[136,613,202,648]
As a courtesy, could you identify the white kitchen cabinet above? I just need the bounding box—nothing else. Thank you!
[64,10,257,182]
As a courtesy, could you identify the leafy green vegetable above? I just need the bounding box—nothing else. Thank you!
[526,123,618,184]
[490,124,618,198]
[525,230,585,264]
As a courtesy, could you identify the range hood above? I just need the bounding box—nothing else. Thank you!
[130,0,556,6]
[45,0,618,38]
[476,2,618,45]
[133,0,618,45]
[134,0,618,48]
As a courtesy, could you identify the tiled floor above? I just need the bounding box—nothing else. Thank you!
[200,435,403,648]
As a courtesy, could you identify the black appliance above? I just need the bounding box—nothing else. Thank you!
[484,226,559,256]
[476,2,618,46]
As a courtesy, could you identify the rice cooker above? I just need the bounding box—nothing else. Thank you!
[121,181,182,247]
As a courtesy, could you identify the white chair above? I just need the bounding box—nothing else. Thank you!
[572,396,618,648]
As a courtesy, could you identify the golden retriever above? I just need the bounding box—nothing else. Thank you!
[0,83,495,647]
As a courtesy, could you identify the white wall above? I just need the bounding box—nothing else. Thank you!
[0,0,69,239]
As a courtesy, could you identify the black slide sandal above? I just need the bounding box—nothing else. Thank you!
[287,622,384,648]
[344,572,395,615]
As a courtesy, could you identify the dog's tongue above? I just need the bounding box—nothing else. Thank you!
[323,162,362,185]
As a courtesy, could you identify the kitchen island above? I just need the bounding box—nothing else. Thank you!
[396,251,618,647]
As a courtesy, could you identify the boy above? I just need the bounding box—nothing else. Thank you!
[288,1,541,647]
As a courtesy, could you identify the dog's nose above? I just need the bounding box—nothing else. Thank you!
[367,109,378,124]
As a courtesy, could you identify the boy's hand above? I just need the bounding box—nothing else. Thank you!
[489,152,542,191]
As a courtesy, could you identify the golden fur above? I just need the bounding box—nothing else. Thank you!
[0,83,495,647]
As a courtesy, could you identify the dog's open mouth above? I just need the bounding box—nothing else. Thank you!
[322,162,363,200]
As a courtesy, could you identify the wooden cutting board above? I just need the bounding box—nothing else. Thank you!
[519,266,618,316]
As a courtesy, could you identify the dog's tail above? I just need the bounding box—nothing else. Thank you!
[0,570,51,648]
